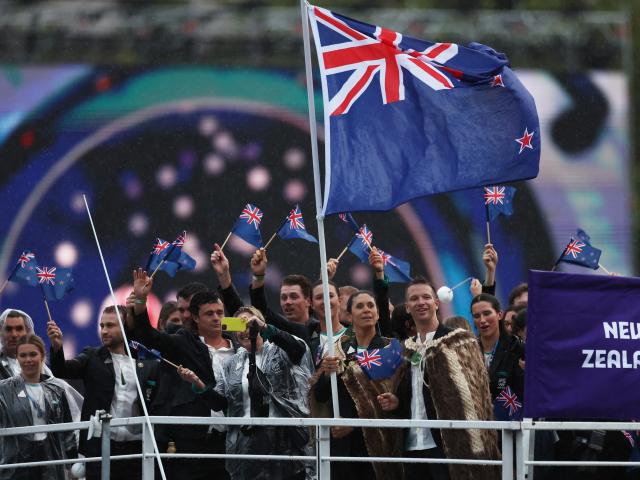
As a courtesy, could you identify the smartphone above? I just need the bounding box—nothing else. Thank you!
[221,317,247,332]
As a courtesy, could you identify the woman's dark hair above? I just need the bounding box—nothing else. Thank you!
[346,290,375,313]
[311,279,339,295]
[470,293,501,313]
[391,302,413,340]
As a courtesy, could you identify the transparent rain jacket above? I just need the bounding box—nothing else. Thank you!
[216,341,314,480]
[0,375,77,479]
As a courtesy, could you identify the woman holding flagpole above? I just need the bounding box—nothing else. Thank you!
[311,290,407,479]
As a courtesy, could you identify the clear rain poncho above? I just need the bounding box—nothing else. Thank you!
[0,374,77,480]
[215,340,314,480]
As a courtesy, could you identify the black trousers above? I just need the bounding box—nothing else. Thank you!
[164,430,228,480]
[86,440,142,480]
[404,447,451,480]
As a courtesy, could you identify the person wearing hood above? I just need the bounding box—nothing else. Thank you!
[0,334,77,479]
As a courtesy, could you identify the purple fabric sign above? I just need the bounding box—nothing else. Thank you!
[525,270,640,420]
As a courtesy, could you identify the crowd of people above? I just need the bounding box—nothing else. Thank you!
[0,243,636,480]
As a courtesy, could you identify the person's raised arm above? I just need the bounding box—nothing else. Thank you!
[254,317,306,365]
[248,249,310,342]
[482,243,498,295]
[47,320,89,379]
[130,268,177,358]
[369,247,392,336]
[211,243,243,315]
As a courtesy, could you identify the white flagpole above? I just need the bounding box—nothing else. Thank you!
[83,195,167,480]
[301,0,340,418]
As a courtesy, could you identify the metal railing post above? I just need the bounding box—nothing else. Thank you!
[516,424,525,480]
[142,419,155,480]
[99,412,112,480]
[502,428,514,480]
[318,425,331,480]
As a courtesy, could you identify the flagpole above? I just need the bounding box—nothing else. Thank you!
[485,204,492,244]
[82,195,168,480]
[220,231,232,251]
[335,244,350,261]
[450,276,473,291]
[263,232,278,250]
[301,0,340,418]
[598,263,611,275]
[0,278,9,296]
[43,297,53,322]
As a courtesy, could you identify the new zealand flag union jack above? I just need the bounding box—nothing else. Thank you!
[277,205,318,243]
[558,228,601,270]
[484,185,516,221]
[8,250,39,287]
[356,338,404,380]
[494,385,523,420]
[231,204,264,248]
[307,5,540,214]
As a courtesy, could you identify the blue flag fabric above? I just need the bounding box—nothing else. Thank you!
[493,385,523,421]
[308,5,540,214]
[277,205,318,243]
[356,338,404,380]
[348,224,373,262]
[525,270,640,420]
[231,204,263,248]
[8,251,39,287]
[129,341,163,362]
[146,233,196,278]
[558,228,602,270]
[377,249,413,283]
[36,266,74,301]
[348,234,412,284]
[338,212,361,233]
[484,186,516,221]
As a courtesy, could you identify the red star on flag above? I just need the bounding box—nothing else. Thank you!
[490,74,504,87]
[515,127,534,154]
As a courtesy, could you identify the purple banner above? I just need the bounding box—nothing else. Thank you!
[526,270,640,420]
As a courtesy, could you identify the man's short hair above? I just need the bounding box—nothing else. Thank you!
[189,291,221,317]
[177,282,209,301]
[282,275,312,299]
[508,283,528,306]
[102,305,127,320]
[405,276,437,299]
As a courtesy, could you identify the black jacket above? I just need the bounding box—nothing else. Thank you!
[396,323,453,450]
[129,309,227,441]
[483,333,525,400]
[49,345,159,456]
